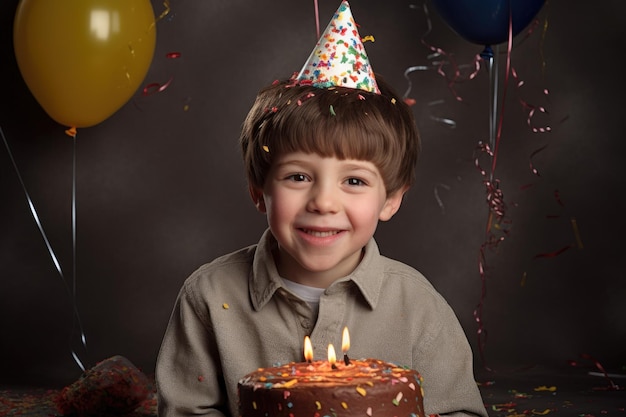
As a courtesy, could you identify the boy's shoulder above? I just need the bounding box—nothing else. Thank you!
[379,254,434,287]
[183,243,259,289]
[202,243,258,269]
[376,254,449,302]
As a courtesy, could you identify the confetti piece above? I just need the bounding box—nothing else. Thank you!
[197,375,205,382]
[262,145,270,153]
[534,386,556,392]
[570,217,584,249]
[156,0,170,22]
[356,386,366,396]
[491,402,517,411]
[222,303,229,309]
[329,105,336,116]
[362,35,375,43]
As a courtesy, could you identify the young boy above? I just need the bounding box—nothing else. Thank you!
[156,2,487,416]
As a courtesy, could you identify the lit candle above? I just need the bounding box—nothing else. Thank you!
[328,344,338,369]
[304,336,313,363]
[342,326,351,365]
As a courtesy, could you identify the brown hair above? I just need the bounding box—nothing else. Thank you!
[240,75,421,196]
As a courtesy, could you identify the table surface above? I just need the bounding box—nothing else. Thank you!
[0,366,624,416]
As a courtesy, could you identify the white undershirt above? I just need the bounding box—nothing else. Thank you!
[281,278,325,314]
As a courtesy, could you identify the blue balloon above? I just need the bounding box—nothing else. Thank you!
[430,0,545,46]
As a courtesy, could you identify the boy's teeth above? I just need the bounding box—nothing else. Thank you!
[305,230,338,237]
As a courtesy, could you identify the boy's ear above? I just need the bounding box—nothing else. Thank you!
[249,185,267,213]
[379,187,408,221]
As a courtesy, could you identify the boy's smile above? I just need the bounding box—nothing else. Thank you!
[251,152,405,288]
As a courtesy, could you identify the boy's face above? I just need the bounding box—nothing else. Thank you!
[250,152,405,288]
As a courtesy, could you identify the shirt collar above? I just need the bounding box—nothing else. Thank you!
[249,229,384,311]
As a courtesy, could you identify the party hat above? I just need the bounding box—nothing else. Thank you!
[296,1,380,94]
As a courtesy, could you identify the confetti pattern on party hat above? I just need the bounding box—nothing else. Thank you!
[296,1,380,94]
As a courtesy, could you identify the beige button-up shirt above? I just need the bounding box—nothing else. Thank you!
[156,229,487,417]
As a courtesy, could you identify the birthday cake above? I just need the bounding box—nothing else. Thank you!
[237,358,425,417]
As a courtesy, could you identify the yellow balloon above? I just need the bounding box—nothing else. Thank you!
[13,0,157,128]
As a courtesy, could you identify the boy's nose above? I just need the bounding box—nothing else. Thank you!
[307,183,340,214]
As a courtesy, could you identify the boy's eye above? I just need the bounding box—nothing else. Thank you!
[346,178,366,186]
[287,173,308,182]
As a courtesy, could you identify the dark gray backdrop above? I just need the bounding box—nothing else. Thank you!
[1,0,624,386]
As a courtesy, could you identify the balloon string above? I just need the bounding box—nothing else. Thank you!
[313,0,320,40]
[482,45,499,177]
[473,9,516,371]
[490,16,514,177]
[1,125,88,372]
[70,131,88,368]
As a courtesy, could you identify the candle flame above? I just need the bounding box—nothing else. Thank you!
[304,336,313,362]
[342,327,350,353]
[328,344,337,365]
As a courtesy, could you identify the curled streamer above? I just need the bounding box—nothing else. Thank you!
[511,68,551,133]
[404,3,482,104]
[474,142,508,223]
[143,76,173,95]
[141,52,180,96]
[402,65,429,100]
[533,244,573,259]
[553,189,565,206]
[572,353,622,391]
[433,183,451,214]
[428,100,457,128]
[474,244,489,369]
[529,143,549,176]
[403,67,458,128]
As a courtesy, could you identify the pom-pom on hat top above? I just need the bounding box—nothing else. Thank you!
[296,1,380,94]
